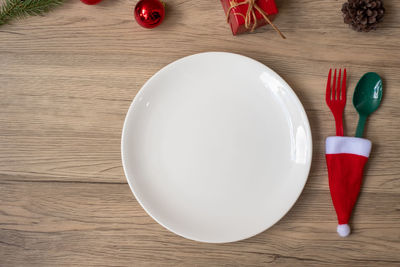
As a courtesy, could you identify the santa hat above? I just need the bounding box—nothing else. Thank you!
[325,136,372,237]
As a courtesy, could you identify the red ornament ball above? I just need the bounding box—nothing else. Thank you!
[134,0,165,29]
[81,0,102,4]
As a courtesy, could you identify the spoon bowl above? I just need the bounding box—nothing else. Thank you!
[353,72,383,137]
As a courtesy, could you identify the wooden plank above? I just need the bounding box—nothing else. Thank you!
[0,181,399,266]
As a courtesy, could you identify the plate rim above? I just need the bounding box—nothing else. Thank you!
[121,52,313,243]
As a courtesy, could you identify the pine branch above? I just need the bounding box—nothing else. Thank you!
[0,0,65,26]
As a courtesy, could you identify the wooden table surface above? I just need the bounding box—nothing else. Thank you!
[1,0,399,266]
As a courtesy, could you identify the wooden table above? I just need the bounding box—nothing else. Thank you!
[1,0,399,265]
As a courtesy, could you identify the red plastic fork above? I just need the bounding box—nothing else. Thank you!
[326,69,347,136]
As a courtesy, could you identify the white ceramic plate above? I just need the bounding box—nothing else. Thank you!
[122,52,312,243]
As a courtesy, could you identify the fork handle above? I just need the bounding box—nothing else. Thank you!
[334,112,344,136]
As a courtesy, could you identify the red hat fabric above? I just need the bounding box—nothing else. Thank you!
[325,136,372,237]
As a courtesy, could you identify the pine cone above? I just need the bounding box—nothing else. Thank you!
[342,0,385,32]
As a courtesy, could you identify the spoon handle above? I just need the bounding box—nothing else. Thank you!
[355,114,367,138]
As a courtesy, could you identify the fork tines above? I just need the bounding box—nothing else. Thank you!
[326,68,347,103]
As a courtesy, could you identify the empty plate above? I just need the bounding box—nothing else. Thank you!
[121,52,312,243]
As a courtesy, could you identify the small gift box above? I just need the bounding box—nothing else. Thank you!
[220,0,285,38]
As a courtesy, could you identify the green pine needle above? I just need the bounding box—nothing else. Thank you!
[0,0,65,26]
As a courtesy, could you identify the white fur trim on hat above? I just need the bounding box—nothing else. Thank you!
[337,224,351,237]
[326,136,372,158]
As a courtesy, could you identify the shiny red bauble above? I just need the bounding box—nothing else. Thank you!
[134,0,165,29]
[80,0,103,5]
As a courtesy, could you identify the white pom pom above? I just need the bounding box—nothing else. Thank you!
[337,224,351,237]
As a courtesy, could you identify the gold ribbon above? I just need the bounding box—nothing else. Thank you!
[226,0,286,39]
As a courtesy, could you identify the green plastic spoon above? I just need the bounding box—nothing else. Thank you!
[353,72,383,138]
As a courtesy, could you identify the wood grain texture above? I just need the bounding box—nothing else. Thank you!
[0,0,399,266]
